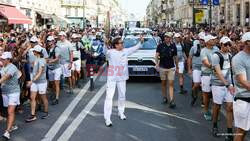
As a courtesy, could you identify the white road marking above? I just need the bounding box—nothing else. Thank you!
[114,101,200,124]
[42,64,106,141]
[57,84,107,141]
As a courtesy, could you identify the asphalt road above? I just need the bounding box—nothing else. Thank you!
[0,72,248,141]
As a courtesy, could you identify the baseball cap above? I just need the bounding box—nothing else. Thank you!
[220,36,232,44]
[174,33,181,38]
[58,31,67,36]
[164,32,173,37]
[30,36,38,43]
[71,34,78,39]
[1,52,12,59]
[33,45,42,52]
[47,36,55,41]
[203,35,217,43]
[198,32,206,40]
[241,32,250,42]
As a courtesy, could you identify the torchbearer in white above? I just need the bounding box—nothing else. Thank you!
[103,35,144,127]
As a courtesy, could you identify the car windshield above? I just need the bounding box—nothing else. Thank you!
[124,37,157,50]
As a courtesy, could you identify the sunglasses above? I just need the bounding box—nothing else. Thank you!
[223,43,232,47]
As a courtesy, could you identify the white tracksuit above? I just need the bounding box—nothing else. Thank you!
[103,43,141,121]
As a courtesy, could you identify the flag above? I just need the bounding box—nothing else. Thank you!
[200,0,208,5]
[213,0,219,5]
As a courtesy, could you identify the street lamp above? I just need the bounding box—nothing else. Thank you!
[209,0,212,28]
[83,0,86,29]
[192,0,196,28]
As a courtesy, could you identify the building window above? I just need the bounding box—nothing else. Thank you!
[66,8,71,16]
[237,4,240,26]
[75,8,78,17]
[246,2,249,25]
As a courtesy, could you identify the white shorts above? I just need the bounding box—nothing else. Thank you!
[2,93,20,107]
[30,82,48,94]
[72,59,81,72]
[201,75,211,93]
[48,67,62,81]
[193,70,201,83]
[233,100,250,131]
[211,86,233,104]
[61,63,72,78]
[178,62,185,74]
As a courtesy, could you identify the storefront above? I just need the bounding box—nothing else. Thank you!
[36,11,53,29]
[0,4,32,32]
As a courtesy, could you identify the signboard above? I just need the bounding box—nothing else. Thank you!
[200,0,220,5]
[213,0,220,5]
[195,9,208,24]
[200,0,208,5]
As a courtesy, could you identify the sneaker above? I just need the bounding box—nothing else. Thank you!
[212,127,219,137]
[2,131,10,140]
[9,125,18,132]
[162,97,168,104]
[225,135,233,141]
[204,112,212,121]
[119,113,126,120]
[25,115,37,123]
[169,100,176,109]
[51,99,59,105]
[201,102,205,108]
[41,112,49,119]
[105,119,112,127]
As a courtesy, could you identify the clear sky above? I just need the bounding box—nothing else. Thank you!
[121,0,151,21]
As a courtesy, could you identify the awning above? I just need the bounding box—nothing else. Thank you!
[36,11,52,19]
[0,4,32,24]
[52,15,71,24]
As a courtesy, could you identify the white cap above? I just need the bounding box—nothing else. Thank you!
[241,32,250,42]
[58,31,66,36]
[1,52,12,59]
[174,33,181,38]
[165,32,173,37]
[47,36,55,41]
[71,34,78,39]
[220,36,232,44]
[198,32,206,40]
[204,35,217,43]
[30,36,38,43]
[33,45,43,52]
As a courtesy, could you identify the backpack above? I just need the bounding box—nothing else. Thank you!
[194,44,201,57]
[49,46,57,59]
[76,42,80,51]
[214,51,234,86]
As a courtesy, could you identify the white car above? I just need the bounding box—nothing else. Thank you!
[124,35,159,77]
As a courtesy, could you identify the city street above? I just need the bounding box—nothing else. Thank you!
[0,69,242,141]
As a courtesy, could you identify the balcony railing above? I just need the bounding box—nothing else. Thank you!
[61,0,83,7]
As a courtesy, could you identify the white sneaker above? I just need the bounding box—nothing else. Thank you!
[105,119,112,127]
[2,131,10,140]
[10,125,18,132]
[119,113,126,120]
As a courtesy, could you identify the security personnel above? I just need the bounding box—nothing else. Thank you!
[211,36,235,141]
[155,32,179,108]
[232,32,250,141]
